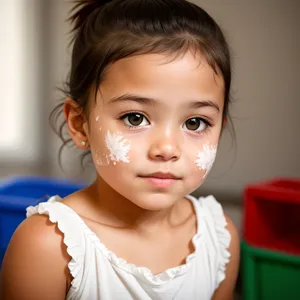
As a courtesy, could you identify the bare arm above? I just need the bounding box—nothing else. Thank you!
[212,215,240,300]
[0,214,72,300]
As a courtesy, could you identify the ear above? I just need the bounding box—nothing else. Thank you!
[64,98,89,149]
[223,117,228,127]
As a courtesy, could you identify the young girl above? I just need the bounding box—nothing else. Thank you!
[1,0,239,299]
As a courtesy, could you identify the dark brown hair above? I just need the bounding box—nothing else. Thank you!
[50,0,233,168]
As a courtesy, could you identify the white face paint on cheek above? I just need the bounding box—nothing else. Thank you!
[195,143,218,178]
[95,150,110,166]
[105,130,131,164]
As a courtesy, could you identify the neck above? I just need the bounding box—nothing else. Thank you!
[84,176,188,236]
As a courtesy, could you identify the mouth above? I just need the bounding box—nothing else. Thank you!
[140,172,181,180]
[138,172,181,188]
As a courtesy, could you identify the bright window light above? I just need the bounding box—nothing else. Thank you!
[0,0,40,162]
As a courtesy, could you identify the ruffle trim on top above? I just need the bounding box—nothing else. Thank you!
[26,196,85,298]
[26,195,203,287]
[91,228,202,285]
[200,195,232,288]
[26,194,230,289]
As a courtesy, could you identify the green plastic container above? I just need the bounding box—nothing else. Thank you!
[241,241,300,300]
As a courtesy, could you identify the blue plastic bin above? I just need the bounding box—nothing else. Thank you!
[0,176,85,266]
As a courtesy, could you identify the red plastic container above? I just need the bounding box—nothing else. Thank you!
[243,178,300,255]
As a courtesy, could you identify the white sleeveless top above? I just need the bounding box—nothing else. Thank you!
[26,195,231,300]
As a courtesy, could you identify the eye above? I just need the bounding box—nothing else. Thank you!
[121,112,150,127]
[183,117,209,132]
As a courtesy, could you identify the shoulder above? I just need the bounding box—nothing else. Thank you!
[195,196,240,299]
[197,195,239,246]
[12,213,71,257]
[224,214,240,272]
[0,214,71,300]
[224,214,240,254]
[212,213,240,300]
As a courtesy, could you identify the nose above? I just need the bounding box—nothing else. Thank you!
[148,131,181,162]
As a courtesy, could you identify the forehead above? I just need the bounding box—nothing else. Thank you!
[100,52,225,109]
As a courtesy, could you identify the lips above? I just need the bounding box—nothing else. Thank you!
[139,172,180,189]
[139,172,181,180]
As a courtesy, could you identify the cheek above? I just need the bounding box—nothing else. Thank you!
[195,143,217,178]
[93,135,143,192]
[105,130,131,164]
[91,129,132,167]
[183,141,218,187]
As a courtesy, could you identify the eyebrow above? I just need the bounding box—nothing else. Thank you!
[108,93,220,112]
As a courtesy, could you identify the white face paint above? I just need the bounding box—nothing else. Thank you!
[95,151,110,166]
[105,130,131,164]
[195,143,217,178]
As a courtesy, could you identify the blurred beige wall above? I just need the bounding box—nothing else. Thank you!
[1,0,299,207]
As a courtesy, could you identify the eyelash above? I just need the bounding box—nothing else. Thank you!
[118,111,212,134]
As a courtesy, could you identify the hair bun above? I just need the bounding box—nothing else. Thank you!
[69,0,115,32]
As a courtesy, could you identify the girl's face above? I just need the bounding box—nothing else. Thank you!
[84,52,225,210]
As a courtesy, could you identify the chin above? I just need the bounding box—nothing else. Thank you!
[128,192,184,211]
